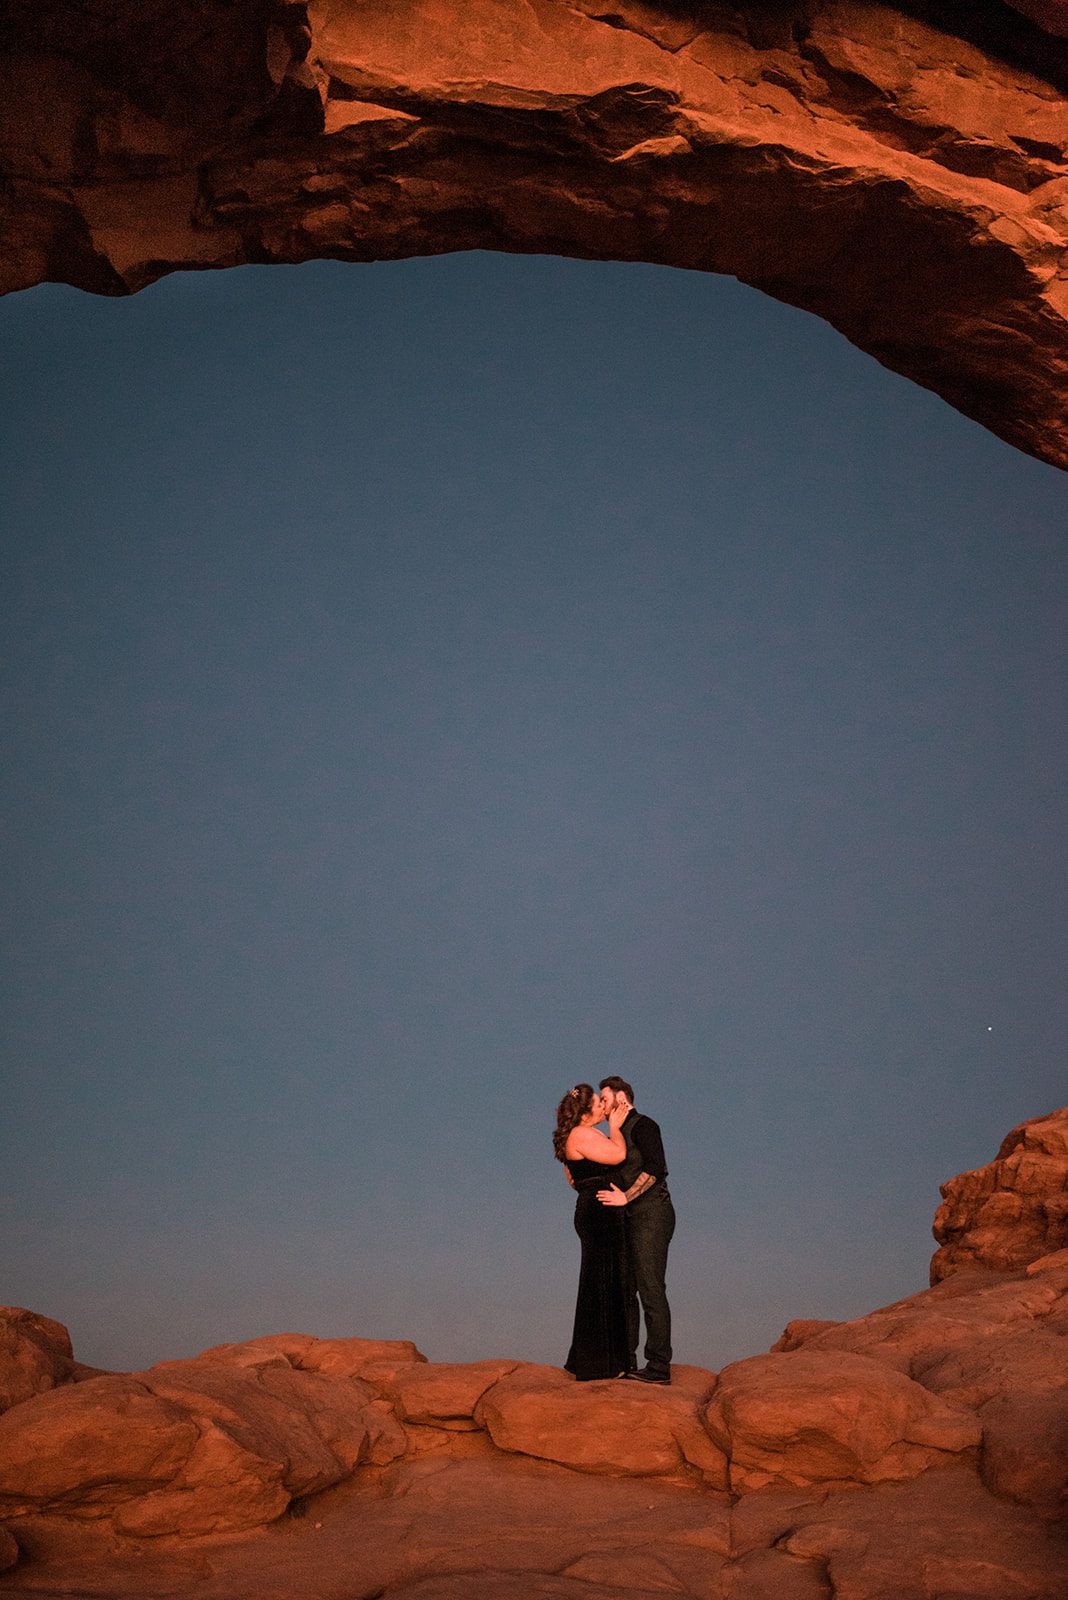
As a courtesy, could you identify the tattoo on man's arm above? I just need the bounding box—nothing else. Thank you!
[624,1171,656,1203]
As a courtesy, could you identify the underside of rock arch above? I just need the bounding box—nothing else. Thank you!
[3,1,1067,468]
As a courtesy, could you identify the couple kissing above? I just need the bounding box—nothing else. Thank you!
[553,1077,675,1384]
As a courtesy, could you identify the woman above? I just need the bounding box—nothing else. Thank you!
[554,1083,632,1380]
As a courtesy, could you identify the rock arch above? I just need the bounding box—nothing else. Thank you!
[2,1,1067,468]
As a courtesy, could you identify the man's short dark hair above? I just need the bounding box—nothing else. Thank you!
[599,1075,634,1102]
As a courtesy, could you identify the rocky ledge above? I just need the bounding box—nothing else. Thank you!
[2,2,1068,470]
[0,1106,1065,1599]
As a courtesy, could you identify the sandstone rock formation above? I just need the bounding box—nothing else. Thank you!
[0,1308,73,1414]
[0,1106,1066,1597]
[0,1337,413,1538]
[771,1248,1068,1518]
[931,1105,1068,1281]
[474,1360,729,1481]
[2,2,1067,470]
[703,1347,982,1491]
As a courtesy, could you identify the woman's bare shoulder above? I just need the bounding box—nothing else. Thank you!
[564,1127,594,1160]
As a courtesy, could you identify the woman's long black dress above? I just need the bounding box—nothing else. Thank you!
[563,1156,631,1380]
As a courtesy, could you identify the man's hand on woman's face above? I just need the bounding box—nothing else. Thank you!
[608,1096,631,1128]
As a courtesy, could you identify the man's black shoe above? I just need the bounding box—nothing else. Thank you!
[633,1367,671,1385]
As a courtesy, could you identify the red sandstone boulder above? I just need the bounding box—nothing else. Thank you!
[703,1350,981,1492]
[931,1107,1068,1282]
[786,1242,1068,1516]
[119,1361,406,1535]
[914,1279,1068,1519]
[770,1319,842,1352]
[188,1331,427,1378]
[373,1359,521,1428]
[0,1377,199,1515]
[1027,1245,1068,1274]
[114,1422,291,1538]
[0,1355,408,1537]
[781,1261,1067,1379]
[474,1363,727,1483]
[0,1307,74,1414]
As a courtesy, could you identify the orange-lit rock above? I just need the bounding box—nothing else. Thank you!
[0,1308,74,1415]
[0,1377,199,1516]
[1,2,1066,469]
[180,1330,427,1379]
[474,1362,727,1482]
[123,1360,406,1535]
[769,1239,1068,1518]
[770,1318,842,1352]
[704,1349,981,1491]
[0,1105,1065,1593]
[0,1356,407,1537]
[776,1256,1067,1379]
[931,1107,1068,1282]
[372,1358,521,1428]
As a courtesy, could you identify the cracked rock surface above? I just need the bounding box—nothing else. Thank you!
[0,1107,1066,1597]
[1,1,1067,468]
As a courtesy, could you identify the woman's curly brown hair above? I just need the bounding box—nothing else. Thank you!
[553,1083,596,1162]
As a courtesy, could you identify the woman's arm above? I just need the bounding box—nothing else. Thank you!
[567,1099,629,1164]
[567,1125,626,1164]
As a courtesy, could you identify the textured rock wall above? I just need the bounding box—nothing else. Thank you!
[0,1309,73,1415]
[931,1107,1068,1282]
[2,2,1067,469]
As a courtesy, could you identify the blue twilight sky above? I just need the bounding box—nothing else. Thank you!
[1,252,1065,1375]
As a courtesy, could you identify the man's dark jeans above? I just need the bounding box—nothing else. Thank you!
[624,1185,675,1375]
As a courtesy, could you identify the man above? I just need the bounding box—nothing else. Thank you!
[596,1076,675,1385]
